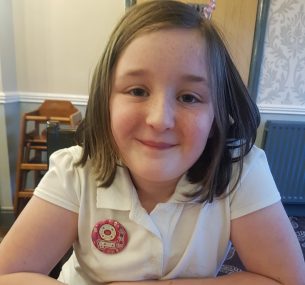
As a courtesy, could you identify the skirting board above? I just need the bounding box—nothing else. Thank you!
[258,104,305,115]
[0,92,19,104]
[0,92,88,106]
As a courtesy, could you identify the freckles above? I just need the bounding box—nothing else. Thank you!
[189,117,213,144]
[184,114,212,130]
[111,105,140,140]
[110,99,128,123]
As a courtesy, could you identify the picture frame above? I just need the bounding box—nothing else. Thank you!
[247,0,270,100]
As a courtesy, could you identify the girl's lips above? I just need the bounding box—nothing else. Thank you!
[138,139,176,149]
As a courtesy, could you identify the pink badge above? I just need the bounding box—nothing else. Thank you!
[91,219,128,254]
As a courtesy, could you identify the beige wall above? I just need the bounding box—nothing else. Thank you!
[12,0,125,95]
[0,0,17,92]
[0,0,16,210]
[0,57,3,91]
[0,0,125,210]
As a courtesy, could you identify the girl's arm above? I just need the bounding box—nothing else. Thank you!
[109,272,280,285]
[111,202,305,285]
[0,273,65,285]
[0,196,78,285]
[229,201,304,284]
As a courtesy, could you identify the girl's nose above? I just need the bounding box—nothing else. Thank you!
[145,94,175,132]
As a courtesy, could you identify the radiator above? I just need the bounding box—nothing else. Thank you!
[262,120,305,204]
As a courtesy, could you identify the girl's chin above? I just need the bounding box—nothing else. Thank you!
[130,168,184,184]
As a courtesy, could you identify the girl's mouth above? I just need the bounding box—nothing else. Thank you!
[138,139,176,150]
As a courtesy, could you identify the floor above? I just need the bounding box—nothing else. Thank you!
[0,226,9,242]
[0,210,14,242]
[0,230,6,242]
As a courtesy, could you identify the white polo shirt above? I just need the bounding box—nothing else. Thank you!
[34,145,281,285]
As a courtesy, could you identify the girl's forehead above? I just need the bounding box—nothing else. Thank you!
[112,28,209,88]
[117,28,207,66]
[130,27,205,46]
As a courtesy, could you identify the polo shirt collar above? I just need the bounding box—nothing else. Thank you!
[168,174,202,203]
[96,167,202,211]
[96,166,133,211]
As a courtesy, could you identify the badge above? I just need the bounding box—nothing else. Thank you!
[91,219,128,254]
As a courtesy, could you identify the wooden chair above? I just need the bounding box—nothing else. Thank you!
[14,100,82,216]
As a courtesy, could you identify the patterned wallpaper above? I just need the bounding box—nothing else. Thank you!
[257,0,305,107]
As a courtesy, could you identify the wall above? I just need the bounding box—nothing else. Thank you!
[13,0,125,95]
[256,0,305,146]
[0,0,19,210]
[0,0,126,210]
[257,0,305,109]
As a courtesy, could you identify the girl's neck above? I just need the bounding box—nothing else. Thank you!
[130,173,181,213]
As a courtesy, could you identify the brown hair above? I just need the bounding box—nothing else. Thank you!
[76,0,260,202]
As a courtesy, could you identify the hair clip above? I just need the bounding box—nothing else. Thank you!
[190,0,216,20]
[203,0,216,20]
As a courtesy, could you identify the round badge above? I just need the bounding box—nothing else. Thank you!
[91,219,128,254]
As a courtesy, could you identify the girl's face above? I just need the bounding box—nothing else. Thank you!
[110,28,214,192]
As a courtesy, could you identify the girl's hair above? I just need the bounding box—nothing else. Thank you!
[76,0,260,202]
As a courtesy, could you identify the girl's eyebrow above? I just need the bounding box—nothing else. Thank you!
[118,69,208,84]
[117,69,148,78]
[180,74,208,84]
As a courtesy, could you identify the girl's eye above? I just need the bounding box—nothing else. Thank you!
[129,88,148,97]
[178,94,201,104]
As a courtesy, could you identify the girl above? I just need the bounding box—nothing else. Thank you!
[0,1,304,284]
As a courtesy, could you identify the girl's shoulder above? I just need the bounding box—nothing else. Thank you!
[50,145,83,161]
[229,145,281,219]
[48,145,93,177]
[241,145,269,178]
[231,144,269,180]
